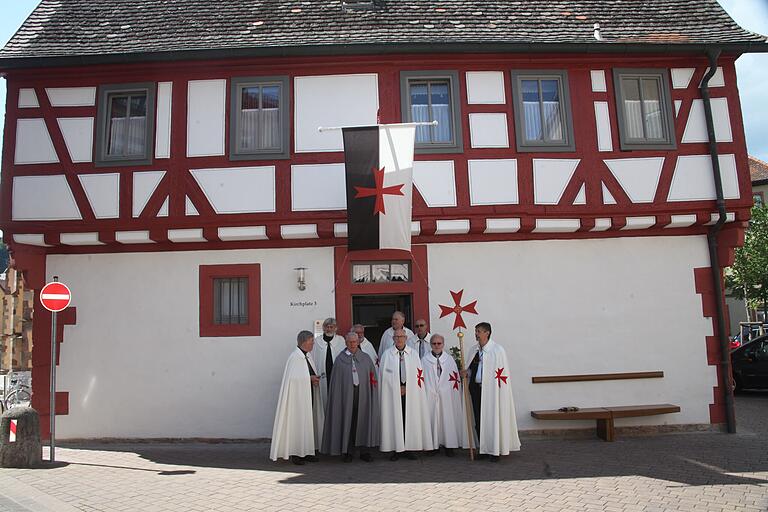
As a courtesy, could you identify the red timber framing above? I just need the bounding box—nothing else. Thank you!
[333,246,429,334]
[0,52,754,254]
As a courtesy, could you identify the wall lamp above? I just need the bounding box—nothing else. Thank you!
[294,267,307,291]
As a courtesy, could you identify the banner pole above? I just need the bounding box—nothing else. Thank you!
[457,329,475,461]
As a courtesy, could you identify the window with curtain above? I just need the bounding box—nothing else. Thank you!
[400,71,462,153]
[613,69,675,150]
[96,83,155,166]
[511,71,574,152]
[230,76,289,160]
[107,92,147,157]
[213,277,249,325]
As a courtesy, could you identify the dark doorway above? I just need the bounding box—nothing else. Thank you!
[352,294,412,352]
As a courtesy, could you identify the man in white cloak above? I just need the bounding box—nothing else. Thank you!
[377,311,415,358]
[270,330,324,465]
[312,317,346,411]
[379,328,433,460]
[461,322,521,462]
[353,323,378,366]
[408,319,431,359]
[422,333,471,456]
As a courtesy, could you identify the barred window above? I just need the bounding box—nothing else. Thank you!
[213,277,249,325]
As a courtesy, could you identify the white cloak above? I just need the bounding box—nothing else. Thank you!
[422,351,472,449]
[359,337,378,366]
[408,333,431,359]
[379,345,434,452]
[270,347,325,461]
[465,339,521,456]
[311,333,346,410]
[377,326,415,358]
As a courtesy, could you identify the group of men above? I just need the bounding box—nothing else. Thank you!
[270,312,521,465]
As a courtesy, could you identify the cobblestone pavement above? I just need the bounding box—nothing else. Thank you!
[1,393,766,512]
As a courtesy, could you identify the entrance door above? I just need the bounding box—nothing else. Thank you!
[352,294,412,352]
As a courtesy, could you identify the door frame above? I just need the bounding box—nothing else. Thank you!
[334,245,429,333]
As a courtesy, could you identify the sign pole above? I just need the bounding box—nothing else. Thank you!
[50,307,57,462]
[40,276,71,463]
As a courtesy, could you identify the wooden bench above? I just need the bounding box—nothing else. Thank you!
[531,404,680,442]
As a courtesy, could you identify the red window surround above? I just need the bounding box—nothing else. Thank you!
[199,264,261,337]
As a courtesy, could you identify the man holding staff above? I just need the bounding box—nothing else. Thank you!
[461,322,520,462]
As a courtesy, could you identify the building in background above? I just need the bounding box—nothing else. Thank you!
[0,0,765,439]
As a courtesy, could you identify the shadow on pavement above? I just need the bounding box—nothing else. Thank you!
[55,394,768,487]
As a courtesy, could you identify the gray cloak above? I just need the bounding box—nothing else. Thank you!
[321,349,380,455]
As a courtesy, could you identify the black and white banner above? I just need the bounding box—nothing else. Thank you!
[342,124,416,252]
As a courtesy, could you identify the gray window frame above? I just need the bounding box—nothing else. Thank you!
[510,70,575,153]
[400,70,463,154]
[613,68,676,151]
[95,82,156,167]
[229,76,290,161]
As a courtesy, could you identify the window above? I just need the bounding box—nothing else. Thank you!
[613,69,676,150]
[199,264,261,337]
[230,76,289,160]
[753,191,764,207]
[400,71,463,153]
[96,83,156,166]
[352,261,411,283]
[510,70,575,152]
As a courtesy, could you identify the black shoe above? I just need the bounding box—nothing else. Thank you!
[406,451,418,460]
[290,456,305,465]
[304,455,319,463]
[475,453,489,460]
[489,455,500,463]
[360,452,373,462]
[342,453,353,463]
[389,452,400,461]
[444,448,455,457]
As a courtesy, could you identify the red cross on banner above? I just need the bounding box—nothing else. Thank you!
[449,371,460,390]
[354,166,404,215]
[438,289,479,330]
[495,368,508,387]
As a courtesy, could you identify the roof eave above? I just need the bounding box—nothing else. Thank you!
[1,40,768,72]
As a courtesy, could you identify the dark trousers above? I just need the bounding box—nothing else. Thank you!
[348,386,359,451]
[401,394,406,430]
[469,381,482,436]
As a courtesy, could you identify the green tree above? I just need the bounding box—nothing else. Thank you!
[727,204,768,321]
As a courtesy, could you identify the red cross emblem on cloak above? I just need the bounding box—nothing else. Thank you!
[354,166,404,215]
[369,371,377,388]
[417,368,425,388]
[438,290,479,330]
[449,371,460,390]
[495,368,508,387]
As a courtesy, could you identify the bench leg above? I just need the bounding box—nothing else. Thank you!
[596,417,615,442]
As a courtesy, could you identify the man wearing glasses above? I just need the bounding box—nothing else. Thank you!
[408,319,431,359]
[422,333,471,456]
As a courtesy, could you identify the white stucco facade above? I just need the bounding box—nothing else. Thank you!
[49,235,715,439]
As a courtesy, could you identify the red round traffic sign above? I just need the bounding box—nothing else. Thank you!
[40,282,72,312]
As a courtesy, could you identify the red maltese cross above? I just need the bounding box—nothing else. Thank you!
[354,166,404,215]
[449,371,460,390]
[369,371,378,388]
[495,368,508,387]
[417,368,425,388]
[438,290,478,330]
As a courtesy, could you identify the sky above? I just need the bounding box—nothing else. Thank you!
[0,1,767,166]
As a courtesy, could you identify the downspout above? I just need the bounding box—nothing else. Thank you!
[701,48,736,434]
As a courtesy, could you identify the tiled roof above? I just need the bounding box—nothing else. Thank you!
[750,156,768,183]
[1,0,767,65]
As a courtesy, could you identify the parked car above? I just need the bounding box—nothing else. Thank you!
[731,334,768,391]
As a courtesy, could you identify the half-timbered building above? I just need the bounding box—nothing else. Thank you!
[1,0,766,439]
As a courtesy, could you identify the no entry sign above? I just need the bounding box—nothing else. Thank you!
[40,281,72,312]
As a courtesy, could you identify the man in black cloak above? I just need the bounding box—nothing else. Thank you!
[321,331,380,462]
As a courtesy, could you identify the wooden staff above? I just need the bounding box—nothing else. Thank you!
[457,330,475,461]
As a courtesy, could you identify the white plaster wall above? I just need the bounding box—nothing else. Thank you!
[50,247,336,439]
[427,235,715,430]
[187,79,226,157]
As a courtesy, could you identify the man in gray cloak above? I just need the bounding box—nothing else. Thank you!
[321,331,380,462]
